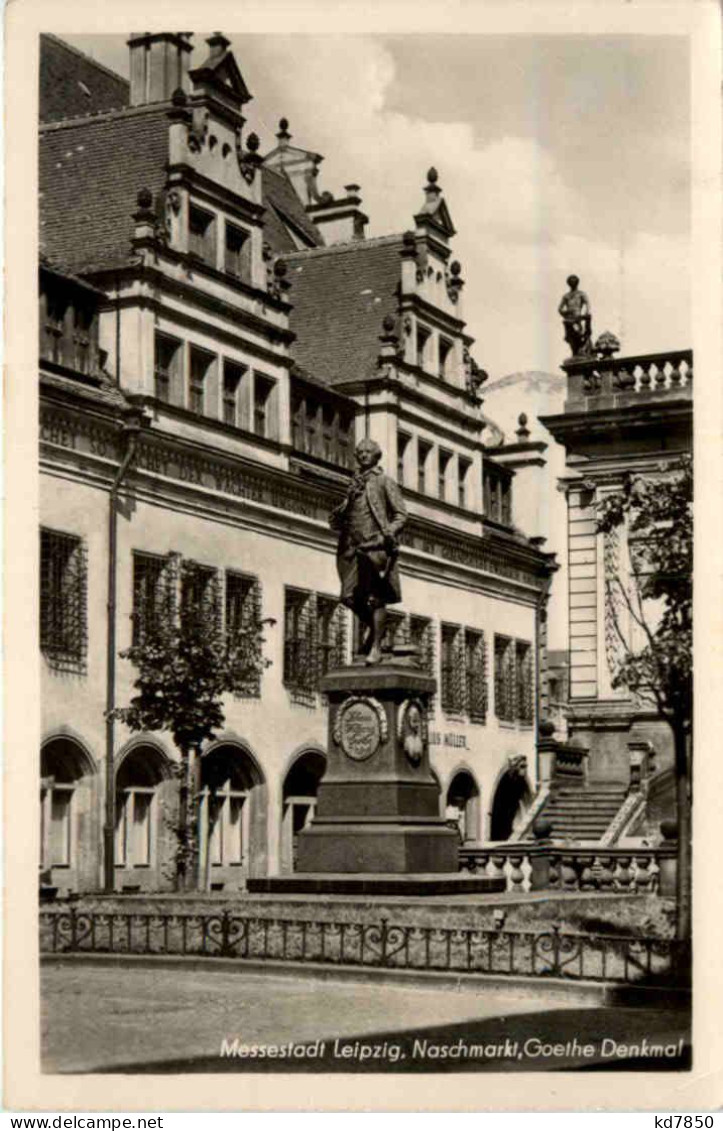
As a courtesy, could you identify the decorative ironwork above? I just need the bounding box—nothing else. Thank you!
[494,634,516,722]
[40,528,88,673]
[441,623,464,714]
[39,907,685,986]
[283,587,316,703]
[516,640,534,723]
[465,628,487,722]
[225,571,263,697]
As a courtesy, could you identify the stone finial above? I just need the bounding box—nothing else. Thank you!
[516,412,531,441]
[594,330,621,359]
[382,314,396,334]
[246,132,260,153]
[171,87,188,107]
[450,260,461,277]
[427,167,439,184]
[277,118,291,144]
[345,183,360,196]
[136,187,153,210]
[206,32,231,61]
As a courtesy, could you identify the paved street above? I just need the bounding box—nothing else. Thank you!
[41,961,689,1074]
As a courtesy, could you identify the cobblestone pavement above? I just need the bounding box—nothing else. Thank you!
[42,960,580,1073]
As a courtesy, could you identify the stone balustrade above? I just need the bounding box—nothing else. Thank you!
[564,349,693,407]
[459,843,678,896]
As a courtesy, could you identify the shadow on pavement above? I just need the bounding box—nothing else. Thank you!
[89,1003,691,1074]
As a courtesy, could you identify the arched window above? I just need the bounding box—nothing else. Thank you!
[281,749,326,873]
[40,738,93,873]
[445,770,480,843]
[490,766,532,841]
[115,747,167,869]
[198,744,266,889]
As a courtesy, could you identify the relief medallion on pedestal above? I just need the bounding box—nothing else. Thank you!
[333,696,388,762]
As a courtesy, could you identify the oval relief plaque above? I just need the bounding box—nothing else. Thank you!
[333,696,388,762]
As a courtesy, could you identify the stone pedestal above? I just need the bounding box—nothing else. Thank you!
[296,661,458,875]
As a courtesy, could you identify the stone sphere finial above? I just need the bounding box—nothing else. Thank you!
[274,259,287,278]
[382,314,396,334]
[518,412,528,427]
[427,166,439,184]
[450,260,461,276]
[279,117,289,132]
[246,132,260,153]
[402,230,416,247]
[171,87,187,107]
[136,187,153,210]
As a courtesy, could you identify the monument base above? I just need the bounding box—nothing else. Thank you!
[247,873,505,896]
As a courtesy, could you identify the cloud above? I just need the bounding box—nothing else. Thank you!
[239,34,690,380]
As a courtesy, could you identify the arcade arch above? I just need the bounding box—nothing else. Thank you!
[198,742,267,890]
[280,748,326,873]
[445,768,481,843]
[40,735,97,894]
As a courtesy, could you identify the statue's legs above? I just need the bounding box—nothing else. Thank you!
[366,603,387,665]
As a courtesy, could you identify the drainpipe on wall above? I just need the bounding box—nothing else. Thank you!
[103,406,148,893]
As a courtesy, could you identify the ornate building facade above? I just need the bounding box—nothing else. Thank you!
[39,33,556,895]
[539,330,692,841]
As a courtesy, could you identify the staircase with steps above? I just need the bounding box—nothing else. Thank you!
[540,782,628,843]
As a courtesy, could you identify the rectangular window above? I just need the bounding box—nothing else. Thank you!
[465,629,487,722]
[316,595,347,681]
[337,411,353,469]
[416,325,430,370]
[494,635,516,722]
[418,440,432,495]
[225,571,263,697]
[225,222,250,279]
[40,528,87,671]
[438,450,452,502]
[181,561,219,628]
[253,373,275,439]
[516,641,534,723]
[189,204,215,263]
[222,360,246,427]
[441,623,464,713]
[189,346,214,415]
[484,465,513,525]
[458,458,471,510]
[209,790,245,866]
[284,587,315,696]
[116,790,153,868]
[132,552,173,644]
[409,615,434,676]
[154,333,181,404]
[397,432,410,486]
[438,337,453,380]
[501,477,512,526]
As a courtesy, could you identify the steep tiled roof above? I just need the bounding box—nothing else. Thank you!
[40,35,130,123]
[261,166,324,254]
[284,237,403,386]
[39,108,170,275]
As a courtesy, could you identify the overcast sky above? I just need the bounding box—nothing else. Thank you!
[60,32,692,647]
[65,32,691,387]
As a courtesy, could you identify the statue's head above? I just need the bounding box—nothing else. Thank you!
[355,437,382,470]
[566,274,580,289]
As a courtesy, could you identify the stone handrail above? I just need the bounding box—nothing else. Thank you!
[459,843,677,896]
[565,349,693,404]
[509,784,550,842]
[600,792,647,847]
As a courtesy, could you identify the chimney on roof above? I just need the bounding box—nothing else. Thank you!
[128,32,194,106]
[307,183,369,245]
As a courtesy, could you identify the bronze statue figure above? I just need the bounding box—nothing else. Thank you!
[329,437,407,665]
[558,274,593,358]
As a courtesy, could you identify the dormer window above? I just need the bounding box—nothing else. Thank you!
[189,204,216,264]
[225,222,250,280]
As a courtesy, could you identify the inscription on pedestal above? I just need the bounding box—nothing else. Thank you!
[333,696,388,762]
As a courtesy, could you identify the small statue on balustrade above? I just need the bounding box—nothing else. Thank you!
[558,275,593,358]
[329,438,407,665]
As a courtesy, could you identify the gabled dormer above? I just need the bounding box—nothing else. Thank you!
[188,32,252,121]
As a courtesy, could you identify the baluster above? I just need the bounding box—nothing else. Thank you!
[669,360,682,387]
[639,363,651,390]
[548,852,561,891]
[614,854,633,892]
[634,854,653,894]
[577,853,595,891]
[508,852,524,893]
[560,854,579,892]
[490,854,507,888]
[597,854,615,892]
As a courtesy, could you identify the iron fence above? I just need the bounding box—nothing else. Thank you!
[40,907,682,986]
